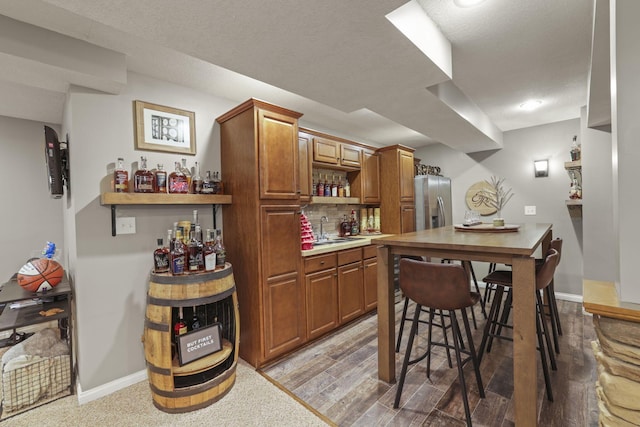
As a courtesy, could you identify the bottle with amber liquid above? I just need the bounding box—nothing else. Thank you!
[317,174,325,197]
[350,209,360,235]
[153,236,170,274]
[168,161,189,194]
[338,177,344,197]
[188,227,204,272]
[180,158,192,193]
[154,164,167,193]
[331,175,338,197]
[171,229,186,275]
[173,306,187,346]
[134,156,154,193]
[191,161,203,194]
[114,157,129,193]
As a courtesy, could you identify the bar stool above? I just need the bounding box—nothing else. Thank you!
[394,259,485,426]
[477,249,559,402]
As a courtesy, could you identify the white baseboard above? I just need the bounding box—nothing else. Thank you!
[76,369,147,405]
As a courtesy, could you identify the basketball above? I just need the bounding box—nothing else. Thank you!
[17,258,64,293]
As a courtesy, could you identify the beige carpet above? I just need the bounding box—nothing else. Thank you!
[3,359,331,426]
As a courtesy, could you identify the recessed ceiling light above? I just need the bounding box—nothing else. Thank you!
[519,100,543,111]
[453,0,487,7]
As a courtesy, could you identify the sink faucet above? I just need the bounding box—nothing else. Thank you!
[319,216,328,241]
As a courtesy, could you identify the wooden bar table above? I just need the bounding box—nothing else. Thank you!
[373,223,552,427]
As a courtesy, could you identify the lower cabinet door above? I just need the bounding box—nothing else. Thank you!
[338,261,365,324]
[263,272,306,360]
[305,268,338,340]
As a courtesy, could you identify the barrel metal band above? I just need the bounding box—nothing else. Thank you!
[147,286,236,307]
[145,318,170,332]
[146,361,172,376]
[149,361,236,398]
[149,266,233,284]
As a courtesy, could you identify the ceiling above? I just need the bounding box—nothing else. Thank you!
[0,0,594,152]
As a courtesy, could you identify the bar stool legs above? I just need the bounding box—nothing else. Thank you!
[394,305,484,427]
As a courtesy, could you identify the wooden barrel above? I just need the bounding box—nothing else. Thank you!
[143,264,240,413]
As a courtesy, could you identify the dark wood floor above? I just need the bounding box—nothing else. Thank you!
[262,295,599,426]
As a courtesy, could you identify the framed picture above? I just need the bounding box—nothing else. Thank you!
[176,323,223,366]
[134,100,196,155]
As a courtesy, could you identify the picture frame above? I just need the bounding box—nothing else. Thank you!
[176,323,223,366]
[134,100,196,155]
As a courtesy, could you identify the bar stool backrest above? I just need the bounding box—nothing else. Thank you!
[536,249,559,291]
[399,258,474,311]
[549,238,563,266]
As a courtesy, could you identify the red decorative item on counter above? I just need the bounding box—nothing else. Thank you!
[17,258,64,292]
[300,213,315,250]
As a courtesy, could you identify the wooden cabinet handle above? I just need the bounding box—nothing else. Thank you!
[320,261,325,264]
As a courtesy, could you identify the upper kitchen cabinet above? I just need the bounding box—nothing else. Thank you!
[378,145,415,234]
[311,132,361,170]
[298,131,313,203]
[218,99,302,200]
[349,148,381,204]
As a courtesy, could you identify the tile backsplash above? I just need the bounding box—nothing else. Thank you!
[303,204,361,238]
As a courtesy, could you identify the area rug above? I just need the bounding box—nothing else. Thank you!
[4,359,329,426]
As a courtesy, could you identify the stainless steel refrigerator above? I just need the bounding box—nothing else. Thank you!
[414,175,452,230]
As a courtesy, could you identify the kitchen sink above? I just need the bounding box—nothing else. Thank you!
[313,236,365,246]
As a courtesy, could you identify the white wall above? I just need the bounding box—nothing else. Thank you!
[65,72,237,391]
[0,116,64,281]
[414,118,584,296]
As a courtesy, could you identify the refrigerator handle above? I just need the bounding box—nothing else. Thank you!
[437,196,446,227]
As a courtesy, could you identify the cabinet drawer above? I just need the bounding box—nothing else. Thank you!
[363,245,378,259]
[304,253,337,273]
[338,248,362,266]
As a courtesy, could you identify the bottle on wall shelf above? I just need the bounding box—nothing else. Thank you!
[344,179,351,198]
[153,237,170,274]
[213,171,224,194]
[338,177,344,197]
[201,171,214,194]
[154,164,167,193]
[331,175,337,197]
[312,174,317,196]
[317,174,325,197]
[324,174,331,197]
[191,161,203,194]
[213,229,226,270]
[114,157,129,193]
[134,156,155,193]
[180,158,192,193]
[570,135,581,161]
[169,161,189,194]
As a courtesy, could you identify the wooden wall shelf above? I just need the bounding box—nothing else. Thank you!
[100,192,232,236]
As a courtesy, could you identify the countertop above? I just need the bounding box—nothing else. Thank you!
[301,234,394,257]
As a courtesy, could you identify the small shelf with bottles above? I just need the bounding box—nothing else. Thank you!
[564,159,582,217]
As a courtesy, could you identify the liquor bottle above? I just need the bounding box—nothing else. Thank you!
[190,306,202,331]
[171,229,186,275]
[134,156,155,193]
[192,209,203,241]
[174,307,187,339]
[153,237,170,273]
[344,179,351,198]
[180,158,192,193]
[114,157,129,193]
[338,177,344,197]
[170,223,178,252]
[312,174,317,197]
[201,171,214,194]
[215,171,224,194]
[213,229,226,270]
[154,163,167,193]
[331,175,338,197]
[168,161,189,194]
[203,229,217,271]
[340,214,351,237]
[191,161,203,194]
[324,174,331,197]
[350,209,360,235]
[187,230,203,272]
[317,174,325,197]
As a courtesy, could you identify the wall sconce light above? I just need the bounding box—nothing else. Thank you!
[534,159,549,177]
